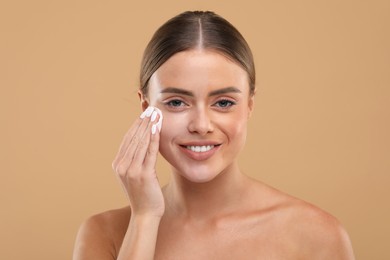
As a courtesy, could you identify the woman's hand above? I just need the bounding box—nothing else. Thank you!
[112,106,164,218]
[74,107,164,260]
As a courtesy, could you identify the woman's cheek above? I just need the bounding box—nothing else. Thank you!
[221,114,248,144]
[159,112,185,140]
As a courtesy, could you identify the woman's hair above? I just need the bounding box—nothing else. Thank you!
[140,11,255,96]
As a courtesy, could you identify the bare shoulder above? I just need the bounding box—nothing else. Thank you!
[250,180,355,259]
[287,199,354,259]
[73,206,131,260]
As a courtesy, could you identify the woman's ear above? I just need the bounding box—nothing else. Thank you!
[138,90,149,111]
[248,92,255,118]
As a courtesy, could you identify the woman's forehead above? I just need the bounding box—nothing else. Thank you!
[150,50,249,94]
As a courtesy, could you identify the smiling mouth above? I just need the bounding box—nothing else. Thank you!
[180,144,221,153]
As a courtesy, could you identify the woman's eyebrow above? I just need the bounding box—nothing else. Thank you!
[160,87,193,96]
[160,86,242,96]
[209,86,242,96]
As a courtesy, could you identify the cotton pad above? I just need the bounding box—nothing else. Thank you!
[154,107,163,132]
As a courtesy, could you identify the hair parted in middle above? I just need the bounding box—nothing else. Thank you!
[139,11,255,96]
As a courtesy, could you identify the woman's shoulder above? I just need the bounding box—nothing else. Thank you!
[73,206,131,259]
[249,180,355,258]
[283,197,354,258]
[249,178,341,223]
[84,206,131,234]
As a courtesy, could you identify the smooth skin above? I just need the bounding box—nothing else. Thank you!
[73,50,355,259]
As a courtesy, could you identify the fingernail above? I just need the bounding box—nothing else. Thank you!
[140,106,153,119]
[145,107,154,117]
[151,124,157,134]
[151,111,157,122]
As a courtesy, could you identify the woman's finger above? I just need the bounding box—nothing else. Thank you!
[132,111,160,168]
[115,107,154,160]
[116,107,160,173]
[112,118,142,168]
[113,107,154,172]
[143,120,160,171]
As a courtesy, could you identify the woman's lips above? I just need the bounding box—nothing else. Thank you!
[178,144,221,161]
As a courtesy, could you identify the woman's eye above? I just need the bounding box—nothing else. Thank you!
[166,99,185,107]
[215,99,235,108]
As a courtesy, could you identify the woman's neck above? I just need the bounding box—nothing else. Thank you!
[163,162,249,221]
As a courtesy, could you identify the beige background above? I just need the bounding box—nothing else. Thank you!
[1,0,389,259]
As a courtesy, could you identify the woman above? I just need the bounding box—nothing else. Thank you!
[73,11,355,259]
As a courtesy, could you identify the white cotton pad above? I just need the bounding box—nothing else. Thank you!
[153,107,163,132]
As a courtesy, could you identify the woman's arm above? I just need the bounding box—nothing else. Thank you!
[74,107,164,260]
[73,214,116,260]
[116,215,161,260]
[311,223,355,260]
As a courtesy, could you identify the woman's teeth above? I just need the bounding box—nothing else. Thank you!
[186,145,214,153]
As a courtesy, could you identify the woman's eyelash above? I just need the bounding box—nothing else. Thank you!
[163,98,236,110]
[165,99,186,107]
[214,99,236,108]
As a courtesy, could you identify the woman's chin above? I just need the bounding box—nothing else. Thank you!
[183,173,217,184]
[173,166,221,184]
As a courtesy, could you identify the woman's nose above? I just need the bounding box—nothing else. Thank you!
[187,107,214,135]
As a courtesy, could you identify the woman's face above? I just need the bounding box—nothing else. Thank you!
[143,49,254,183]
